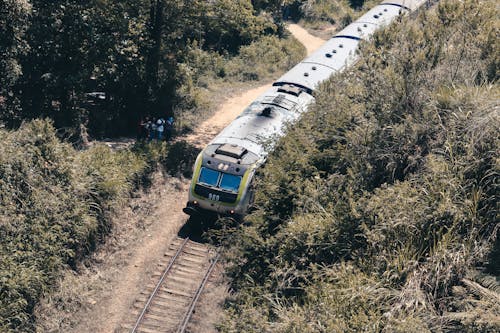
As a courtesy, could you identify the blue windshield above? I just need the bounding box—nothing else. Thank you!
[198,167,220,187]
[219,173,242,192]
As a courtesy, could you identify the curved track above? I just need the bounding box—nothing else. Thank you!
[121,237,218,333]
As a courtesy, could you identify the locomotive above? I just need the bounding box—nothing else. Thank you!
[183,0,429,219]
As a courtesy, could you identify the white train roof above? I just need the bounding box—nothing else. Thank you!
[274,2,413,92]
[274,37,359,92]
[355,3,408,27]
[210,86,314,157]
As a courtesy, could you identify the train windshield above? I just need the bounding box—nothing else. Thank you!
[220,173,242,192]
[198,167,219,187]
[198,167,242,193]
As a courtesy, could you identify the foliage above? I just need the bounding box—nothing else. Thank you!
[204,0,274,53]
[295,0,378,27]
[0,0,31,124]
[0,119,148,331]
[0,0,286,138]
[226,35,305,81]
[160,140,201,178]
[300,0,356,25]
[218,1,499,332]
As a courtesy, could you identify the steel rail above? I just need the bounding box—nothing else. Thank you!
[177,252,221,333]
[130,237,190,333]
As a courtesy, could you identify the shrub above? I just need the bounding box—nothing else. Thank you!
[0,120,149,331]
[219,1,500,331]
[176,34,305,133]
[160,140,201,178]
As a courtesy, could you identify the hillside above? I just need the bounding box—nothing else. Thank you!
[217,1,499,332]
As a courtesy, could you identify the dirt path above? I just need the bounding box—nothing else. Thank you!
[35,24,326,333]
[287,23,327,56]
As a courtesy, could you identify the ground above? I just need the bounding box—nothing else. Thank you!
[34,24,326,333]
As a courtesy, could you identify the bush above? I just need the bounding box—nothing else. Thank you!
[161,140,201,178]
[297,0,379,30]
[226,35,306,81]
[176,33,305,133]
[219,1,500,331]
[0,120,148,331]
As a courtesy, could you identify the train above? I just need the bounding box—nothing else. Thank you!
[183,0,430,219]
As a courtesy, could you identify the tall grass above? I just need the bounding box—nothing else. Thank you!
[217,1,499,331]
[0,120,200,331]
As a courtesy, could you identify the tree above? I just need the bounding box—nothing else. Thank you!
[17,1,94,132]
[1,0,277,137]
[0,0,31,125]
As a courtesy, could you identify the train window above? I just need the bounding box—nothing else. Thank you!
[220,173,242,192]
[198,167,220,187]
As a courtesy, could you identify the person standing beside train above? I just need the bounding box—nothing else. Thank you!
[149,117,157,141]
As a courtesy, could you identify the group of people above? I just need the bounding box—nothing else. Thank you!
[139,116,174,141]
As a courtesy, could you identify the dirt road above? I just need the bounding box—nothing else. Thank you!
[35,24,327,333]
[288,23,326,56]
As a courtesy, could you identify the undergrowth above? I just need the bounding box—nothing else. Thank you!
[217,1,499,332]
[0,120,198,331]
[297,0,380,32]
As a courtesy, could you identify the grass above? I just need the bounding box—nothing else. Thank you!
[0,120,202,331]
[215,1,499,332]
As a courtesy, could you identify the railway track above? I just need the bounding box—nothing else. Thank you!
[120,237,219,333]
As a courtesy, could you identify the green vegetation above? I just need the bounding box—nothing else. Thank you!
[0,120,140,331]
[2,0,498,332]
[0,120,199,331]
[286,0,379,31]
[299,0,372,25]
[217,1,499,332]
[0,0,303,139]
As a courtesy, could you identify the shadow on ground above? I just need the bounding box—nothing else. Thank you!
[178,215,218,243]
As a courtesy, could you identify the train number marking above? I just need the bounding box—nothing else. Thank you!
[209,193,220,201]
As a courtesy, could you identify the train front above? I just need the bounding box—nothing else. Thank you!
[183,143,259,219]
